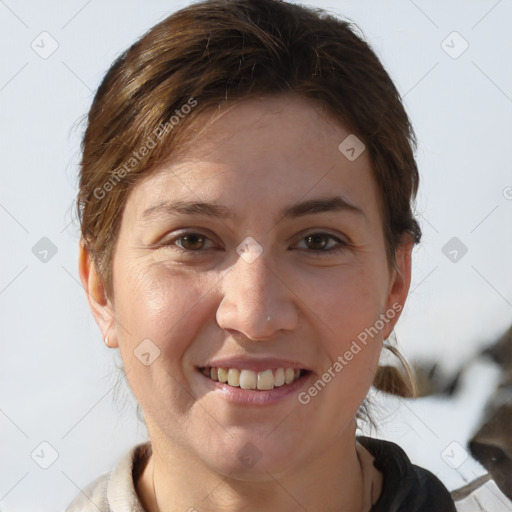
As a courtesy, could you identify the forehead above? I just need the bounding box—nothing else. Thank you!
[173,95,358,168]
[126,95,380,224]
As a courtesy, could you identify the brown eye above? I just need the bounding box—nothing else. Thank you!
[305,233,331,251]
[175,233,208,251]
[296,232,347,255]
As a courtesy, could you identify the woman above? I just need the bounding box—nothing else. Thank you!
[67,0,460,510]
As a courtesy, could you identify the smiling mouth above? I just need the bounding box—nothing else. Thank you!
[198,366,310,390]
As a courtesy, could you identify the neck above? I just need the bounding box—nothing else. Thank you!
[136,424,381,512]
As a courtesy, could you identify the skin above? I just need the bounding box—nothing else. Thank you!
[79,94,413,512]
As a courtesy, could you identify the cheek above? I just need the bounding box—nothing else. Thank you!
[297,260,386,397]
[113,262,214,417]
[303,262,388,346]
[295,266,384,428]
[114,261,210,366]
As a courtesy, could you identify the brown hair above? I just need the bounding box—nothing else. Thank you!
[76,0,420,398]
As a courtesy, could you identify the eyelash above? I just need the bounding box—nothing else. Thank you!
[161,231,348,257]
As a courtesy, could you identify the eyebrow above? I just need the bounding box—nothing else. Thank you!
[140,195,366,224]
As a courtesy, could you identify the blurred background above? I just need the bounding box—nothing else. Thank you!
[0,0,511,510]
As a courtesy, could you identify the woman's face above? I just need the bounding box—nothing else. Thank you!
[83,95,411,477]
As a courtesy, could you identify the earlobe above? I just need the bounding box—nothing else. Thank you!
[78,240,118,348]
[382,240,413,340]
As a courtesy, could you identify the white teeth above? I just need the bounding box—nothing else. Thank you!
[203,366,305,390]
[217,367,228,383]
[274,368,285,387]
[239,369,257,390]
[227,368,240,387]
[257,369,274,390]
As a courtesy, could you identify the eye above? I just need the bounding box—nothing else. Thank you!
[163,231,216,252]
[295,232,348,255]
[160,230,348,256]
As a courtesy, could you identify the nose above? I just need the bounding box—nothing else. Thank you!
[216,249,298,341]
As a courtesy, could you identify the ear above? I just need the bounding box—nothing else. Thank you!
[78,240,118,348]
[381,238,414,340]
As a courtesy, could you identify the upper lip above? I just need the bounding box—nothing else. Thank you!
[198,357,311,373]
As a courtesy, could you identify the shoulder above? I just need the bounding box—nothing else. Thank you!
[65,442,152,512]
[357,436,456,512]
[65,472,110,512]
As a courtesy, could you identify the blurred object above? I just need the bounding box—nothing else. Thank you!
[451,473,492,501]
[468,325,512,500]
[412,360,461,397]
[482,325,512,370]
[452,475,512,512]
[469,397,512,500]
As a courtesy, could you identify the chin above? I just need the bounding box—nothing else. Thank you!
[200,436,301,479]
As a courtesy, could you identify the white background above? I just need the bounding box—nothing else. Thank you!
[0,0,511,510]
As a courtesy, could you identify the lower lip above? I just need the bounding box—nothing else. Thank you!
[196,369,314,406]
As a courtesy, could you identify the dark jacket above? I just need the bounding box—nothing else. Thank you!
[358,436,456,511]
